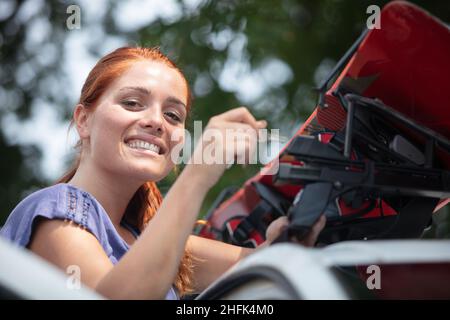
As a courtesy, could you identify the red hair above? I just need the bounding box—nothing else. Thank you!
[56,47,194,296]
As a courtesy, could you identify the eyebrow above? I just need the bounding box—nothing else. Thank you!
[119,86,150,95]
[119,86,187,109]
[166,96,187,109]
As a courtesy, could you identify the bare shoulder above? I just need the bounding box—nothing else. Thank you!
[29,218,113,288]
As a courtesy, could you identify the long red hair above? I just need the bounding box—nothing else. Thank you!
[56,47,194,296]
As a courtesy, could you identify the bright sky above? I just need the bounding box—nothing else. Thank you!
[2,0,297,181]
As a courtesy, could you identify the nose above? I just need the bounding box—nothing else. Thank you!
[138,105,164,135]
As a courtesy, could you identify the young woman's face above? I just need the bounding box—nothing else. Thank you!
[84,60,188,182]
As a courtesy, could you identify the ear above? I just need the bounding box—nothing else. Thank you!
[73,104,90,139]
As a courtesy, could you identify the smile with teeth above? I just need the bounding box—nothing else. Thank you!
[127,139,161,154]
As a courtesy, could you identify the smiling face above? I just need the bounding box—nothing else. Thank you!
[80,60,188,183]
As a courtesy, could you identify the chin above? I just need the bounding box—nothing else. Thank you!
[132,169,164,182]
[132,165,173,183]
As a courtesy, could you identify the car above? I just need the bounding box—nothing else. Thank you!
[0,236,102,300]
[2,235,450,300]
[197,240,450,300]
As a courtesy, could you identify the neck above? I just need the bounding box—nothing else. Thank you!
[67,158,143,227]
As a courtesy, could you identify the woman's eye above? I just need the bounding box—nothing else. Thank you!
[165,112,182,123]
[122,100,141,108]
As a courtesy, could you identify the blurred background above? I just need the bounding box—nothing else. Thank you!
[0,0,449,236]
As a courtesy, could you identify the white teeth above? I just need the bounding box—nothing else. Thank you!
[127,139,161,154]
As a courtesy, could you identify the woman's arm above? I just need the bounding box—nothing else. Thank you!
[30,107,266,299]
[186,235,253,292]
[185,217,290,292]
[96,108,266,298]
[95,165,212,299]
[30,165,211,299]
[187,215,327,292]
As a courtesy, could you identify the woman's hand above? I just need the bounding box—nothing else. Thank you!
[186,107,267,190]
[263,215,327,247]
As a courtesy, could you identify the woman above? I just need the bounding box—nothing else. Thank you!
[0,47,325,299]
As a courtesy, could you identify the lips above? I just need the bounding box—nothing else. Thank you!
[124,134,167,155]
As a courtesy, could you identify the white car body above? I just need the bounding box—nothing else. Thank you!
[2,236,449,299]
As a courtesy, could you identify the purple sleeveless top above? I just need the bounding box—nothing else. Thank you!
[0,183,178,300]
